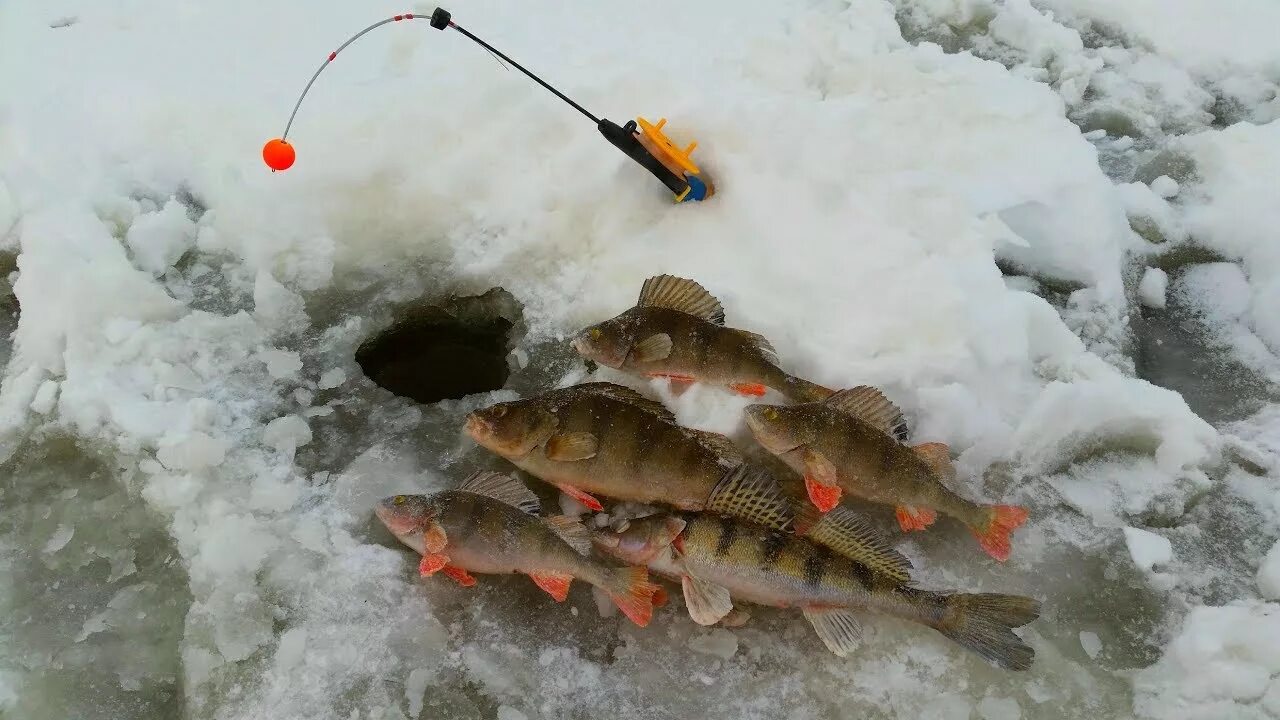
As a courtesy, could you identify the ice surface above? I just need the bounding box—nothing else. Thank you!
[0,0,1277,718]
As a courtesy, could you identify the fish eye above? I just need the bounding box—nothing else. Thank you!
[493,405,508,418]
[589,327,602,339]
[393,495,406,505]
[764,407,779,420]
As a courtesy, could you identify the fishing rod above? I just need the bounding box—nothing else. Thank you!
[262,7,714,203]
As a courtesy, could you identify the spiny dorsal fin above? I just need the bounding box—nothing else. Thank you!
[637,275,726,325]
[458,471,540,515]
[569,382,676,422]
[731,328,778,365]
[704,465,793,530]
[544,515,593,555]
[687,428,745,466]
[794,505,913,583]
[912,442,955,482]
[825,386,909,442]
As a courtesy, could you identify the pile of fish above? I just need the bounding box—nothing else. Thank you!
[375,275,1040,670]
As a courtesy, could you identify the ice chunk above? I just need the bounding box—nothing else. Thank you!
[318,368,346,389]
[405,668,431,718]
[263,415,312,452]
[124,198,196,275]
[688,629,738,659]
[156,431,228,470]
[274,628,307,671]
[1138,268,1168,309]
[253,269,308,335]
[1259,540,1280,600]
[29,379,58,414]
[43,524,74,553]
[1123,527,1173,571]
[260,349,303,380]
[496,707,528,720]
[1078,631,1102,659]
[977,696,1021,720]
[1150,175,1179,198]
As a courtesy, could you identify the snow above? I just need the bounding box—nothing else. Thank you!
[1150,176,1179,199]
[1138,268,1168,309]
[1134,602,1280,720]
[0,0,1277,718]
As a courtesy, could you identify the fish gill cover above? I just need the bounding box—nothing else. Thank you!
[1,0,1279,719]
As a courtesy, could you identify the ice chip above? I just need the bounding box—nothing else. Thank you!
[1138,268,1168,310]
[260,349,303,379]
[1123,527,1173,571]
[43,524,74,553]
[263,415,312,452]
[1258,540,1280,600]
[688,628,739,659]
[318,368,346,389]
[1079,631,1102,659]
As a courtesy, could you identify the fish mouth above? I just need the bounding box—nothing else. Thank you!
[373,502,421,537]
[463,413,491,441]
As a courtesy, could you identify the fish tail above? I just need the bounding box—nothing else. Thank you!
[931,591,1041,671]
[779,374,835,403]
[968,505,1030,562]
[601,566,660,627]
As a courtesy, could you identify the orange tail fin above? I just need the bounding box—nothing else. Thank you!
[971,505,1029,562]
[605,566,659,627]
[895,505,937,532]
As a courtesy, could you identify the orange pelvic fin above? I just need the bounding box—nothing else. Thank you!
[805,474,843,513]
[729,382,768,397]
[441,565,476,587]
[972,505,1030,562]
[528,571,574,601]
[424,521,448,554]
[651,585,669,607]
[419,553,449,577]
[554,484,604,512]
[895,505,937,532]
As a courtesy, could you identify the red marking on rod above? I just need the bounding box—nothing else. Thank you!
[405,13,414,19]
[328,51,336,61]
[394,14,403,21]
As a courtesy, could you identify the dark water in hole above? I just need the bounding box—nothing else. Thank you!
[355,291,519,405]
